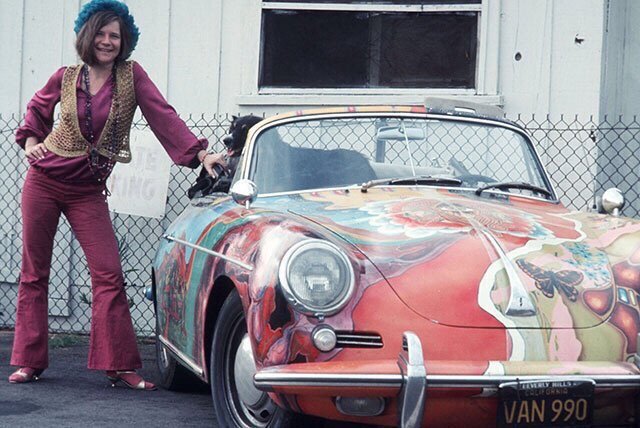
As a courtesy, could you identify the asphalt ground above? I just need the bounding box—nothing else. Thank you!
[0,330,216,427]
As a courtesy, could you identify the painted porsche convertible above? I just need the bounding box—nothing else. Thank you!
[151,100,640,427]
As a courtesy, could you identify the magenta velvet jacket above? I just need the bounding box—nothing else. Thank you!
[15,61,207,183]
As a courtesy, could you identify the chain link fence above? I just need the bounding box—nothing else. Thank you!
[0,113,638,337]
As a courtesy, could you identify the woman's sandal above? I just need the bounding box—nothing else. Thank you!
[8,367,44,384]
[106,370,157,391]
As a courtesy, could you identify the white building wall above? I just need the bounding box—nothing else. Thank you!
[618,4,640,117]
[0,0,624,118]
[498,0,606,116]
[597,0,640,221]
[600,0,640,118]
[0,0,223,117]
[0,0,24,115]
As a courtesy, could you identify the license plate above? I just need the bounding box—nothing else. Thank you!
[497,379,594,427]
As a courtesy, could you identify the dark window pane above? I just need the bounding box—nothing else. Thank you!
[378,13,477,88]
[261,11,369,87]
[260,10,478,89]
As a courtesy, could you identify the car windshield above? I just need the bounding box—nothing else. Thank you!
[249,116,551,197]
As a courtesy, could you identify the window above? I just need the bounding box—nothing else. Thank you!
[237,1,500,105]
[260,1,482,90]
[250,116,547,195]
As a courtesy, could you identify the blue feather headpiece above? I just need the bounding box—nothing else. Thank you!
[74,0,140,59]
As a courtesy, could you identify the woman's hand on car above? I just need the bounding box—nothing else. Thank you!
[202,152,228,178]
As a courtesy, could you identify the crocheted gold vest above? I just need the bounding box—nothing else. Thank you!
[43,61,137,163]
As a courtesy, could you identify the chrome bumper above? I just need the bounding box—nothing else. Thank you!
[397,331,640,428]
[254,331,640,428]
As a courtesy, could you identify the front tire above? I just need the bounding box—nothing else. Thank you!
[210,289,292,428]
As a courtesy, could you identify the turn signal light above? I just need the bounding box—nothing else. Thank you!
[312,326,337,352]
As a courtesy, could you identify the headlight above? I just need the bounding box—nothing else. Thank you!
[278,239,355,316]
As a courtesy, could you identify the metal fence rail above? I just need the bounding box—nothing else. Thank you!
[0,113,638,336]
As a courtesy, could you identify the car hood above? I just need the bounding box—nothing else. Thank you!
[271,187,640,329]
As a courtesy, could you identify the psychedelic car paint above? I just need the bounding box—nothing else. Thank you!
[153,106,640,427]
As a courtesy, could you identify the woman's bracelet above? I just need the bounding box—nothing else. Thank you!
[200,152,210,164]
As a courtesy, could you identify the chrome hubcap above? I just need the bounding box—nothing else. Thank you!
[229,333,276,425]
[234,335,262,407]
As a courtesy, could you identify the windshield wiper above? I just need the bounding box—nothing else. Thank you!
[361,175,462,193]
[474,181,553,199]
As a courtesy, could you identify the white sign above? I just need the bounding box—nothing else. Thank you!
[106,130,173,218]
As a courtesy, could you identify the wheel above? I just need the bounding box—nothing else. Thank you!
[155,312,204,391]
[210,289,293,428]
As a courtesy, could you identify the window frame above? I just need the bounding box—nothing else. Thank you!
[237,1,501,106]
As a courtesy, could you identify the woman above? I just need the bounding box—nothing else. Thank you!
[9,0,219,390]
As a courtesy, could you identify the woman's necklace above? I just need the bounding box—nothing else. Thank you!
[83,64,119,182]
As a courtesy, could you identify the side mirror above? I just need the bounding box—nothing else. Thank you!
[598,188,625,216]
[230,179,258,209]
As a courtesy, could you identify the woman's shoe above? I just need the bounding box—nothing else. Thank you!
[8,367,44,384]
[106,370,157,391]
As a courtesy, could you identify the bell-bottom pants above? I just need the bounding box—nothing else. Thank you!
[10,167,142,370]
